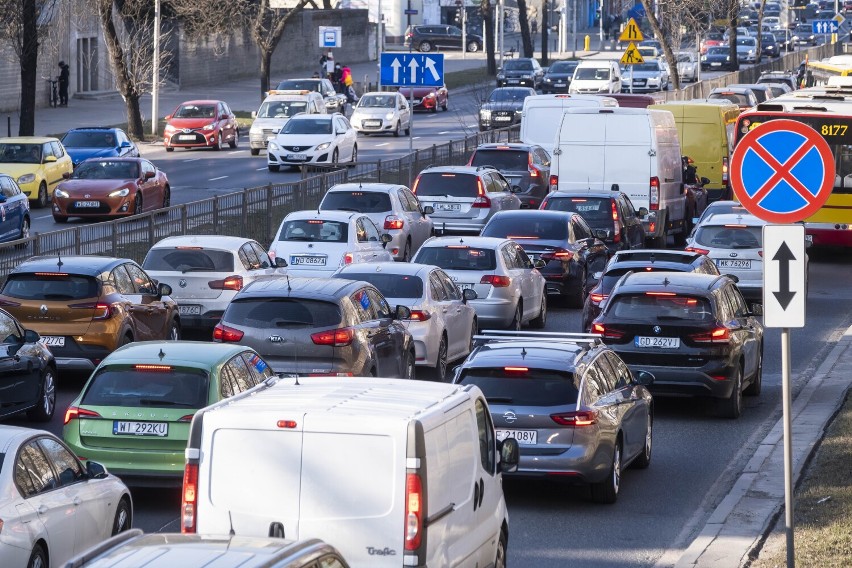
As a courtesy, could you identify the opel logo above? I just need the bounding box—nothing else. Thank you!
[729,252,738,258]
[653,326,661,334]
[503,410,517,424]
[179,279,187,288]
[39,305,48,315]
[269,335,285,343]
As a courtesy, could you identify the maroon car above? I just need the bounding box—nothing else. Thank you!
[163,99,239,151]
[397,86,449,112]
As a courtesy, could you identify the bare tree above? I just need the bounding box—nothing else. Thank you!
[541,0,548,64]
[0,0,49,135]
[727,0,739,70]
[639,0,682,89]
[756,0,767,62]
[517,0,534,57]
[481,0,497,75]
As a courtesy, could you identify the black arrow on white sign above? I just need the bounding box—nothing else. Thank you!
[772,242,796,310]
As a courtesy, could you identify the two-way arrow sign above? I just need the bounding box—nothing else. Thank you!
[763,225,807,328]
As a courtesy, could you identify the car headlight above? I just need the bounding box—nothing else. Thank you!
[17,174,35,184]
[164,124,176,133]
[480,109,491,118]
[385,112,395,120]
[315,142,331,151]
[748,50,755,55]
[250,126,261,134]
[54,188,69,198]
[544,77,552,82]
[497,74,505,80]
[109,188,130,197]
[269,141,280,150]
[202,123,216,131]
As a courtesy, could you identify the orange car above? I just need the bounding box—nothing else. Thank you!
[163,99,239,152]
[51,157,170,222]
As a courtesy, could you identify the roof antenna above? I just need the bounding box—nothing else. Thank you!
[521,346,527,359]
[57,252,63,270]
[158,348,165,360]
[228,510,236,537]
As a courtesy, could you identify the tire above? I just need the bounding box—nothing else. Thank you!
[568,269,586,309]
[350,144,358,164]
[590,439,622,504]
[419,41,433,53]
[19,216,30,240]
[162,186,171,208]
[111,497,132,535]
[331,149,339,164]
[53,214,68,223]
[165,146,174,153]
[495,531,507,568]
[434,334,448,381]
[134,192,143,215]
[250,148,260,156]
[530,292,547,329]
[467,41,480,53]
[228,129,238,149]
[27,366,56,422]
[403,350,416,380]
[509,302,522,331]
[717,364,744,419]
[393,121,401,137]
[212,132,222,151]
[401,239,411,262]
[35,182,48,209]
[405,125,411,136]
[27,543,47,568]
[632,413,653,469]
[673,227,688,246]
[441,98,448,111]
[268,165,280,173]
[744,344,763,396]
[167,319,180,341]
[119,333,133,348]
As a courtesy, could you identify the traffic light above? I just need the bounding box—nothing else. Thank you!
[454,9,462,24]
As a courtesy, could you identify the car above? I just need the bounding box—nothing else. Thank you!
[846,0,852,13]
[403,24,482,52]
[540,190,646,254]
[637,45,661,60]
[581,249,720,332]
[350,91,411,136]
[478,87,536,131]
[727,83,773,103]
[163,100,239,152]
[142,235,287,331]
[724,27,752,40]
[761,81,793,98]
[214,277,416,378]
[62,341,276,483]
[701,46,736,71]
[318,182,433,261]
[496,58,544,89]
[758,70,798,90]
[398,85,449,112]
[412,236,547,330]
[51,157,170,222]
[621,59,670,92]
[268,209,394,278]
[412,165,522,235]
[481,209,608,306]
[676,52,699,82]
[735,36,759,63]
[0,426,132,568]
[468,142,550,208]
[707,86,759,109]
[275,77,348,114]
[248,90,327,155]
[0,255,180,372]
[792,24,817,45]
[453,331,654,503]
[541,60,580,93]
[0,309,56,422]
[60,127,139,168]
[64,530,351,568]
[592,271,764,418]
[700,31,725,54]
[773,29,795,52]
[334,262,478,380]
[762,16,782,30]
[0,136,73,208]
[0,173,30,242]
[758,33,780,57]
[690,200,750,235]
[267,113,357,171]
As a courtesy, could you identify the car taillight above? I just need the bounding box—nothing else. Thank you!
[611,200,621,243]
[63,406,101,425]
[208,275,243,291]
[539,197,549,209]
[181,463,199,533]
[690,327,731,343]
[384,215,404,230]
[686,246,710,255]
[649,177,660,211]
[540,248,573,261]
[343,252,354,265]
[311,327,354,346]
[472,195,492,208]
[549,174,558,191]
[480,275,511,287]
[404,473,423,551]
[551,410,598,426]
[178,414,195,422]
[590,293,607,305]
[592,323,624,339]
[722,156,729,183]
[70,302,113,320]
[528,153,540,178]
[213,323,244,342]
[406,310,431,321]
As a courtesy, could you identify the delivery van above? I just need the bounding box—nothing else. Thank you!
[520,93,618,154]
[181,377,519,568]
[549,107,687,246]
[568,60,622,95]
[649,99,740,202]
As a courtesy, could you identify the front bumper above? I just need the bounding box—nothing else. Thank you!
[53,196,134,218]
[164,130,221,148]
[541,81,570,93]
[268,146,332,166]
[497,78,536,88]
[479,114,521,130]
[352,118,398,133]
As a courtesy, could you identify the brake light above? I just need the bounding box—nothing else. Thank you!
[690,327,731,343]
[480,275,511,287]
[686,246,710,255]
[35,272,69,277]
[213,323,244,342]
[722,156,729,183]
[504,366,529,373]
[611,200,621,243]
[590,293,607,305]
[406,310,431,321]
[70,302,113,320]
[540,248,573,261]
[549,174,558,191]
[473,179,491,208]
[551,410,598,426]
[649,177,660,211]
[539,197,549,209]
[277,420,298,428]
[63,406,101,425]
[528,153,540,177]
[404,473,423,550]
[645,292,676,296]
[311,327,354,346]
[134,364,173,371]
[343,252,354,265]
[592,323,624,339]
[384,215,404,230]
[178,414,195,422]
[208,275,243,291]
[181,463,199,533]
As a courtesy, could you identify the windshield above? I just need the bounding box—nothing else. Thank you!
[321,191,392,213]
[709,93,749,106]
[335,273,423,299]
[633,62,661,72]
[143,248,236,272]
[2,273,98,300]
[276,80,322,92]
[224,298,341,328]
[174,104,216,118]
[548,61,578,73]
[487,89,530,103]
[575,67,610,80]
[71,160,139,180]
[62,131,117,148]
[482,215,569,240]
[736,38,756,46]
[256,100,307,119]
[458,367,579,405]
[280,118,333,135]
[358,95,396,108]
[606,293,713,321]
[707,47,728,55]
[0,143,42,164]
[470,149,529,171]
[504,60,534,71]
[82,367,210,408]
[694,224,763,249]
[414,247,497,271]
[544,196,611,223]
[676,54,694,63]
[278,219,348,243]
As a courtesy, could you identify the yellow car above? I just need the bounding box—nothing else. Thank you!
[0,137,74,207]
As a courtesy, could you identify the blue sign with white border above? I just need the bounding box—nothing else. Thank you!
[812,20,839,34]
[380,53,445,87]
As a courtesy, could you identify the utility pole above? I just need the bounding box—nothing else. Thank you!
[151,0,160,137]
[499,0,504,68]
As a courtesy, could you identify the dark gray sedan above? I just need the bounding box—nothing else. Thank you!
[478,87,536,131]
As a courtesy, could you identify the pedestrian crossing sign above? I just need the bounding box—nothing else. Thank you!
[620,42,645,65]
[619,18,644,42]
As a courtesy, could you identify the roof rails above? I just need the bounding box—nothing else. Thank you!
[474,330,602,346]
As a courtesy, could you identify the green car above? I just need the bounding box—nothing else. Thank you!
[63,341,275,485]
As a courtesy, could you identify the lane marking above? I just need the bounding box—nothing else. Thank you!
[257,167,269,171]
[35,214,53,220]
[183,158,201,162]
[413,137,421,140]
[376,142,390,147]
[209,176,228,181]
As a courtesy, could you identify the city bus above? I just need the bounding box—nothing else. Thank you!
[807,60,852,87]
[733,88,852,247]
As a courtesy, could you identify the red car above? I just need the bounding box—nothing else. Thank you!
[51,157,170,222]
[163,99,239,152]
[397,86,449,112]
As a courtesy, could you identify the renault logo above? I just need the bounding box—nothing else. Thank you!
[179,279,187,288]
[653,326,661,334]
[40,305,48,315]
[729,252,738,258]
[503,410,517,424]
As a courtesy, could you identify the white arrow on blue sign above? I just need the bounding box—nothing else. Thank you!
[380,53,445,87]
[812,19,839,34]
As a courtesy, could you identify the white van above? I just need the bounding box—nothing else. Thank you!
[549,107,687,246]
[519,93,618,154]
[181,377,520,568]
[569,60,622,95]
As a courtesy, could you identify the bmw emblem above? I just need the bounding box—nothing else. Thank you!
[729,252,738,258]
[40,304,48,315]
[503,410,517,424]
[178,279,187,288]
[653,326,662,334]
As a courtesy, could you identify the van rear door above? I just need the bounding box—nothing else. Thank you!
[602,113,653,210]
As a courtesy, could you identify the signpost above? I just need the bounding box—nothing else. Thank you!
[618,20,644,94]
[812,19,840,34]
[318,26,342,49]
[730,119,835,568]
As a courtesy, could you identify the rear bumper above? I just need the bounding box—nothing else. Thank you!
[506,443,604,483]
[624,361,736,399]
[808,226,852,247]
[177,309,225,331]
[469,298,516,328]
[49,340,112,371]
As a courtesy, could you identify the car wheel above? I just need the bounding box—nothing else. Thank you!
[393,121,401,137]
[111,497,132,535]
[350,144,358,164]
[442,97,448,111]
[53,214,67,223]
[134,192,143,215]
[212,132,222,151]
[119,333,133,348]
[590,438,621,504]
[27,366,56,422]
[419,41,433,53]
[167,319,180,341]
[162,186,170,208]
[27,543,47,568]
[229,129,238,149]
[568,269,586,309]
[401,239,411,262]
[467,41,480,52]
[403,349,415,380]
[718,363,744,419]
[19,216,30,240]
[509,302,522,331]
[165,146,174,152]
[469,317,478,350]
[530,292,547,328]
[268,164,280,173]
[331,149,339,164]
[744,344,763,396]
[632,413,653,469]
[250,148,260,156]
[434,334,448,381]
[35,182,48,209]
[495,530,507,568]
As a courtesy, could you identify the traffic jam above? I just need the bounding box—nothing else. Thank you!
[0,28,848,567]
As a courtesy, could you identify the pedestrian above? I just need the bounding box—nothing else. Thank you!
[319,53,328,78]
[341,64,352,88]
[58,60,70,107]
[333,63,343,92]
[531,18,538,36]
[325,51,335,80]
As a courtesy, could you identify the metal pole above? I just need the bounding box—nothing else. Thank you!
[781,327,795,568]
[630,64,633,94]
[499,0,504,68]
[408,88,414,186]
[377,0,383,65]
[151,0,160,137]
[462,2,467,60]
[572,0,577,56]
[599,0,603,43]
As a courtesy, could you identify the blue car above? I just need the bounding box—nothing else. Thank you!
[0,173,31,242]
[60,127,139,167]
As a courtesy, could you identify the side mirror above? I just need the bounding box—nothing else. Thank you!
[637,207,649,218]
[24,329,40,344]
[633,370,655,386]
[144,170,155,179]
[533,259,546,269]
[423,205,434,215]
[395,305,412,320]
[44,155,57,163]
[701,176,711,185]
[121,141,132,148]
[0,194,7,204]
[275,257,288,268]
[498,437,519,473]
[462,288,477,302]
[86,461,108,480]
[157,282,173,297]
[593,228,610,240]
[380,233,392,244]
[750,303,764,316]
[62,172,71,179]
[251,111,257,119]
[611,183,619,192]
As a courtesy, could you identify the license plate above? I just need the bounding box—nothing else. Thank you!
[178,305,202,315]
[495,116,511,121]
[555,82,566,86]
[364,119,381,126]
[40,336,65,347]
[290,255,327,266]
[457,283,474,290]
[711,62,722,66]
[75,201,99,208]
[635,336,680,349]
[508,79,520,83]
[178,134,196,141]
[717,259,752,269]
[113,421,169,437]
[434,203,461,211]
[285,153,307,161]
[496,429,537,445]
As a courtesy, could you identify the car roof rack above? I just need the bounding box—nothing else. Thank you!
[475,330,602,346]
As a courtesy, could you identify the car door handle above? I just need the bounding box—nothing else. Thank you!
[473,481,479,511]
[37,505,48,515]
[478,478,485,508]
[73,497,82,506]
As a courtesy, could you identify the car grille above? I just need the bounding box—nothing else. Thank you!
[633,79,647,85]
[282,145,313,152]
[493,110,513,118]
[173,132,206,144]
[619,352,708,367]
[67,202,112,214]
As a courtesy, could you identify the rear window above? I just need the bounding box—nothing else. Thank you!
[321,191,392,213]
[414,172,478,198]
[335,273,423,299]
[81,366,210,409]
[543,196,611,223]
[694,225,762,249]
[709,93,749,107]
[278,220,348,243]
[2,273,98,300]
[458,367,579,406]
[414,247,497,271]
[601,266,690,291]
[606,293,713,322]
[469,150,529,171]
[224,298,341,328]
[482,215,568,240]
[143,248,235,272]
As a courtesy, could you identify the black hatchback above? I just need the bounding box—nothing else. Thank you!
[592,272,764,419]
[0,308,56,422]
[468,143,550,208]
[541,60,580,93]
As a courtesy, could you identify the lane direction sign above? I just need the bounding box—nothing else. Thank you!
[812,19,839,34]
[380,53,444,87]
[763,224,807,328]
[731,119,835,223]
[619,18,644,42]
